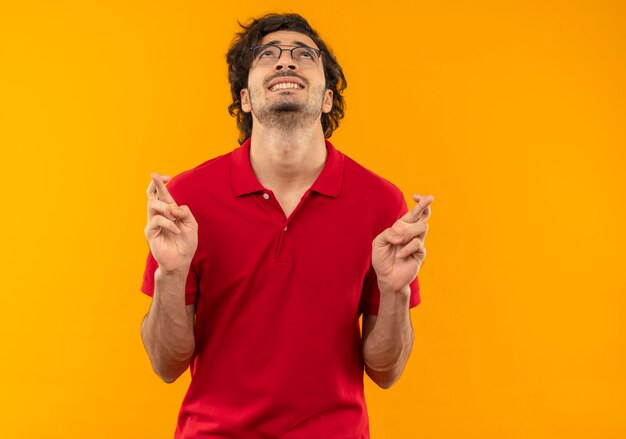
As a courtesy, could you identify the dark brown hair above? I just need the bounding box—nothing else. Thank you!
[226,13,347,144]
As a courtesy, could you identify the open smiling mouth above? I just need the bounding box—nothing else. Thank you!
[268,82,304,92]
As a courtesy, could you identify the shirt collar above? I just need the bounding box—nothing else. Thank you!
[230,137,344,198]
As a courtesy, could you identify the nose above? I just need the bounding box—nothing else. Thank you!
[274,50,297,71]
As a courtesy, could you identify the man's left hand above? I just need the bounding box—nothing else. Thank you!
[372,194,434,294]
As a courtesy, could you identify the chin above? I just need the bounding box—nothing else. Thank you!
[271,102,304,113]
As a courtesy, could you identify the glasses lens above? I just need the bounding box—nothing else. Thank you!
[254,45,280,63]
[293,47,319,64]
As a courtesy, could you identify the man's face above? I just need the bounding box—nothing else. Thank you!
[240,30,333,131]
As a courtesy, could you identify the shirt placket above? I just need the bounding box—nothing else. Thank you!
[260,189,313,266]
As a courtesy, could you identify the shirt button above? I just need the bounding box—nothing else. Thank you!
[284,225,288,231]
[262,193,270,200]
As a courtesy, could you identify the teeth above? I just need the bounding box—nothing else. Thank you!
[270,82,301,91]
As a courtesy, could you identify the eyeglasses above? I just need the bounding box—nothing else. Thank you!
[251,44,323,67]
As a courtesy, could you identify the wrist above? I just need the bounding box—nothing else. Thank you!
[378,281,411,297]
[155,264,190,280]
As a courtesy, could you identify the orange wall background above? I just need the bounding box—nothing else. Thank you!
[1,0,625,437]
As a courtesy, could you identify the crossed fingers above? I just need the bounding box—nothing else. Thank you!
[146,173,174,202]
[393,194,433,258]
[401,194,433,224]
[146,173,179,222]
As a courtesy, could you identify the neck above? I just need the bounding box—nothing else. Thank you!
[249,123,328,193]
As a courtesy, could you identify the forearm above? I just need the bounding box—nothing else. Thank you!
[141,267,195,383]
[363,285,414,388]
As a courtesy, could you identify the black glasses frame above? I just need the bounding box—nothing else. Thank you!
[250,44,323,64]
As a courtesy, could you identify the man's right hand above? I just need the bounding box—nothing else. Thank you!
[144,173,198,273]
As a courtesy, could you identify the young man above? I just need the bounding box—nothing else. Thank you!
[140,13,433,438]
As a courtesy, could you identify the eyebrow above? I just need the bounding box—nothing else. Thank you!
[264,40,317,49]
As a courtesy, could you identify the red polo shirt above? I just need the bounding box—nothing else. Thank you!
[141,138,420,438]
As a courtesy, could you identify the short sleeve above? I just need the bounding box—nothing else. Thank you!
[360,194,422,315]
[140,250,199,305]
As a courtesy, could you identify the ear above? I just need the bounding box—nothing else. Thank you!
[240,88,251,113]
[322,89,333,113]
